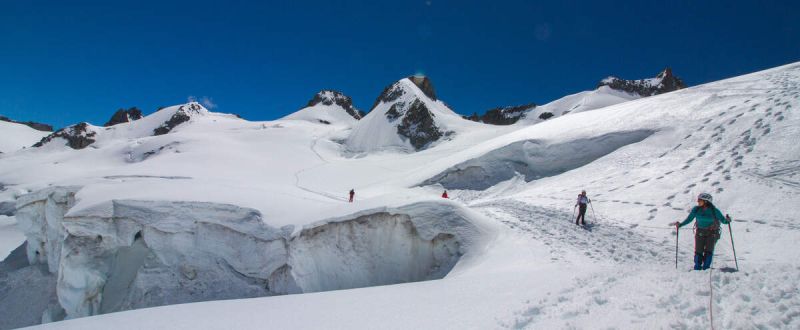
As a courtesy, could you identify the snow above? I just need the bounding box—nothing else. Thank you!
[282,103,358,127]
[0,215,25,260]
[0,120,49,153]
[345,78,486,153]
[1,61,800,329]
[518,85,639,124]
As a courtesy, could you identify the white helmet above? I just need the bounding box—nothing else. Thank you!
[698,193,713,203]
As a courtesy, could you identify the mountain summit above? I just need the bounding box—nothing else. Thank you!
[283,90,364,125]
[598,68,687,97]
[348,76,467,152]
[307,90,364,119]
[104,107,143,127]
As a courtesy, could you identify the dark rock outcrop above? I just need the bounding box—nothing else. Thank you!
[103,107,143,127]
[465,103,536,125]
[371,75,438,110]
[306,90,364,119]
[0,116,53,132]
[33,122,96,149]
[538,112,554,120]
[366,76,451,151]
[371,82,407,110]
[153,103,204,136]
[598,68,686,96]
[408,75,437,100]
[395,100,444,150]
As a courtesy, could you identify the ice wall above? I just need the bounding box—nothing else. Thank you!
[421,130,655,190]
[10,188,485,323]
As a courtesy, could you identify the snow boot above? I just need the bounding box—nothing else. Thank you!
[702,254,713,270]
[693,254,703,270]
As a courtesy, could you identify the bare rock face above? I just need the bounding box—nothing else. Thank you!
[598,68,687,96]
[33,122,97,149]
[396,100,445,150]
[0,115,53,132]
[371,76,451,150]
[466,103,536,125]
[153,103,205,136]
[306,90,365,120]
[408,75,437,100]
[104,107,143,127]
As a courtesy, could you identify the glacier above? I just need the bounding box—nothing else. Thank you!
[7,186,488,324]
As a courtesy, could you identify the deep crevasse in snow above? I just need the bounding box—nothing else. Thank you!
[11,186,486,322]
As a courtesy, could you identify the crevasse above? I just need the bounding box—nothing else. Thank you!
[10,186,482,324]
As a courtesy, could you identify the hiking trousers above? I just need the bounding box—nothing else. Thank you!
[694,228,719,256]
[576,204,587,225]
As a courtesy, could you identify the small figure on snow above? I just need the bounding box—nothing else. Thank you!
[349,189,355,203]
[442,190,449,199]
[671,193,731,270]
[575,190,590,225]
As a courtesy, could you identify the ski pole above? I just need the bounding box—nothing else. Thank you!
[589,202,597,224]
[675,223,679,269]
[727,217,739,271]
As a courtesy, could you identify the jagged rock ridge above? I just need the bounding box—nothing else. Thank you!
[306,90,365,120]
[33,122,97,149]
[153,102,205,136]
[0,115,53,132]
[598,68,686,96]
[104,107,143,127]
[465,103,537,125]
[408,75,437,100]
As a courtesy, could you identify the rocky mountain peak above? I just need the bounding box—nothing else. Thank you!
[104,107,143,127]
[153,102,207,136]
[598,68,687,97]
[306,90,364,120]
[371,76,438,111]
[408,75,437,100]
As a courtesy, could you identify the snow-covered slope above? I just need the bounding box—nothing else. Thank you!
[516,68,686,125]
[31,102,232,151]
[346,76,484,152]
[0,120,50,153]
[282,90,363,126]
[1,62,799,329]
[518,85,640,125]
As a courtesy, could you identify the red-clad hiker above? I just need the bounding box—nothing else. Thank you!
[442,190,449,199]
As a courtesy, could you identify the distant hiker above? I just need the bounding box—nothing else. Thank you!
[349,189,355,203]
[671,193,731,270]
[442,190,449,199]
[575,190,590,225]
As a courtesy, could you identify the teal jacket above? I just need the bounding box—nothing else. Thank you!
[678,205,729,229]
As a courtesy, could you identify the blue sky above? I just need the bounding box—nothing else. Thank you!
[1,0,799,129]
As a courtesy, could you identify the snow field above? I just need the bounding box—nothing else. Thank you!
[0,62,799,328]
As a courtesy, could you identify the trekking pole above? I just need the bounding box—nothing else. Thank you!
[570,206,576,223]
[727,217,739,271]
[675,223,679,269]
[589,202,598,224]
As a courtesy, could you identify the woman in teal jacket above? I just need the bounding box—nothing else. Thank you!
[671,193,731,270]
